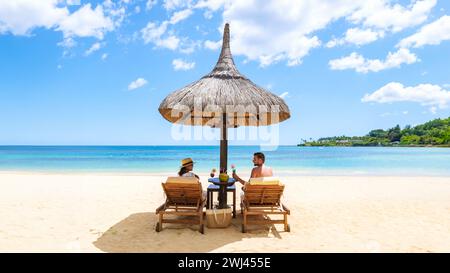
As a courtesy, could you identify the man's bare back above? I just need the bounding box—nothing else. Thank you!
[251,165,273,178]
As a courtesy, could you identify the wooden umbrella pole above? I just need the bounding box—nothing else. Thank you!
[220,112,228,171]
[219,112,228,209]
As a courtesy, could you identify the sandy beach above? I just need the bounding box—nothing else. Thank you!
[1,172,450,253]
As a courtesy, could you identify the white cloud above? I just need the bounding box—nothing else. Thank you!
[57,37,77,48]
[398,15,450,48]
[172,59,195,70]
[204,39,221,50]
[146,0,158,11]
[219,0,348,67]
[157,35,180,50]
[141,22,168,43]
[329,48,418,73]
[66,0,81,5]
[0,1,121,41]
[202,10,213,19]
[163,0,193,10]
[179,39,201,54]
[141,21,180,50]
[195,0,228,11]
[192,0,436,67]
[57,4,114,39]
[362,82,450,112]
[279,92,289,99]
[169,8,193,24]
[102,0,114,9]
[141,5,195,52]
[325,40,340,49]
[195,0,227,18]
[101,53,108,60]
[345,28,383,45]
[85,42,103,56]
[102,1,127,28]
[1,0,439,69]
[57,37,77,56]
[0,0,68,35]
[326,28,384,47]
[128,78,148,90]
[347,0,436,33]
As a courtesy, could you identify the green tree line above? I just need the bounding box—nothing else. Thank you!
[298,117,450,147]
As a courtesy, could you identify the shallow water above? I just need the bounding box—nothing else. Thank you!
[1,146,449,176]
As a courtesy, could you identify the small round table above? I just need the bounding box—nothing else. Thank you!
[207,177,236,218]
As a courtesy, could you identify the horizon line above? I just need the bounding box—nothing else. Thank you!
[0,144,300,147]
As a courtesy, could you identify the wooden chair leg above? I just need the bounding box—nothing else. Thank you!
[284,213,289,232]
[233,190,236,218]
[199,211,204,234]
[242,210,247,233]
[156,212,163,232]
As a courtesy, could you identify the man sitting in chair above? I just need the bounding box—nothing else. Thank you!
[232,152,273,185]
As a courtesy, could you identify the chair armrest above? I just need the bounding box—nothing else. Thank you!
[155,202,167,213]
[197,198,207,212]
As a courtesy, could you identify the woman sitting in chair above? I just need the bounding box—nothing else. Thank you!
[178,157,206,201]
[178,157,200,180]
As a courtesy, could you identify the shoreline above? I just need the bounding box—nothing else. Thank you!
[298,145,450,148]
[1,170,450,178]
[2,145,450,150]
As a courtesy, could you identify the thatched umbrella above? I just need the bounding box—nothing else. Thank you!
[159,23,290,208]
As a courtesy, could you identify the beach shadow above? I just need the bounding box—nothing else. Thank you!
[93,212,286,252]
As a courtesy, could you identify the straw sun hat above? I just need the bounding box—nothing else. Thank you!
[181,158,195,167]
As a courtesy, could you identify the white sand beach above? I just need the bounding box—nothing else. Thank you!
[1,172,450,253]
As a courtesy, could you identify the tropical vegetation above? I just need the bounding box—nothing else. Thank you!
[298,117,450,147]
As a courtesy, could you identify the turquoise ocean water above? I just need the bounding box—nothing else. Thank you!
[0,146,449,176]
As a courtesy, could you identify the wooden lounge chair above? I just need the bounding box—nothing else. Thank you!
[155,177,206,234]
[241,178,290,233]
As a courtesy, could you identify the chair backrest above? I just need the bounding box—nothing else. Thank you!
[248,177,281,185]
[162,178,203,205]
[166,176,199,184]
[244,184,285,206]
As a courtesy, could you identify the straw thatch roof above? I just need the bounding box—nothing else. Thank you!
[159,23,290,128]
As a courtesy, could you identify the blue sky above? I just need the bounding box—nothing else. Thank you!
[1,0,450,145]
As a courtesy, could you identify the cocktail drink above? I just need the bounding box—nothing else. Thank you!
[210,168,216,178]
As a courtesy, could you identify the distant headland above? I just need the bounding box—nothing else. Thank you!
[298,117,450,147]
